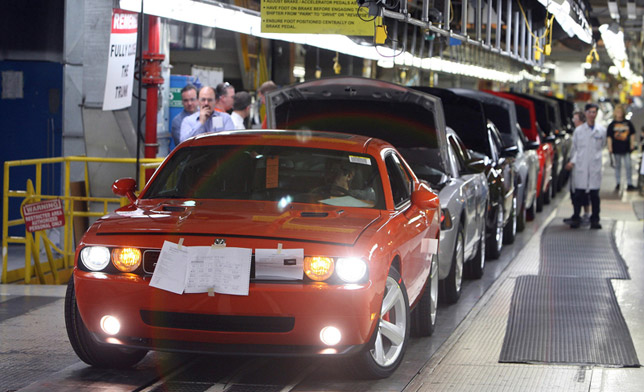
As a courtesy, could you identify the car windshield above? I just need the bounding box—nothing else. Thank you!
[396,147,447,185]
[144,145,385,209]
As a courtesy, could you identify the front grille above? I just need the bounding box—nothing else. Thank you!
[140,310,295,333]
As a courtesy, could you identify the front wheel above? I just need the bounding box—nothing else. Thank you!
[466,224,486,279]
[351,266,410,379]
[64,277,148,368]
[486,204,503,260]
[440,227,464,304]
[503,194,517,244]
[411,253,438,337]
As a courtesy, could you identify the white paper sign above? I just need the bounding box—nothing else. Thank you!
[184,246,252,295]
[102,9,138,111]
[255,248,304,280]
[150,241,252,296]
[150,241,190,294]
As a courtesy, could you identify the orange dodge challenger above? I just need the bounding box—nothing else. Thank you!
[65,130,440,378]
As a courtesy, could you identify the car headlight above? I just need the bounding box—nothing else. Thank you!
[111,247,142,272]
[336,257,368,283]
[80,246,111,271]
[304,256,334,281]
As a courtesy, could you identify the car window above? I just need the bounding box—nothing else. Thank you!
[144,145,385,209]
[396,147,447,185]
[487,127,500,162]
[385,153,412,207]
[447,135,468,171]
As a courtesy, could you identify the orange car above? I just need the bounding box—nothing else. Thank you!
[65,130,440,379]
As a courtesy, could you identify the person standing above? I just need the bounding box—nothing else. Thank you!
[214,82,235,113]
[255,81,278,129]
[607,104,637,191]
[565,103,607,229]
[564,110,590,225]
[170,84,198,148]
[180,86,235,142]
[231,91,252,130]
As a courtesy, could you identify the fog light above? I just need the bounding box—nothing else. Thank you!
[100,315,121,335]
[320,326,341,346]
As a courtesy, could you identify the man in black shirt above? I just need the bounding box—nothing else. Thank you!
[607,104,636,191]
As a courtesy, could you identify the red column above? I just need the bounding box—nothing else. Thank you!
[142,15,165,179]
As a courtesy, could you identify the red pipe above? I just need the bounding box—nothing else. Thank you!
[143,15,165,164]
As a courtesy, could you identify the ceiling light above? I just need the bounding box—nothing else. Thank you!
[627,0,636,19]
[608,0,620,20]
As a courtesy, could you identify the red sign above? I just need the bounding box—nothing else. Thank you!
[22,199,65,233]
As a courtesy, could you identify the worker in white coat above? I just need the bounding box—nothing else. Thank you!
[565,103,607,229]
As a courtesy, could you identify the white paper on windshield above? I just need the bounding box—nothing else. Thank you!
[184,246,252,296]
[150,241,190,294]
[319,196,371,207]
[255,248,304,280]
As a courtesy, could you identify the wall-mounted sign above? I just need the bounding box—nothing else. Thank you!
[261,0,374,36]
[103,8,138,111]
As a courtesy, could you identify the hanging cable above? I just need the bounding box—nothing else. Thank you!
[517,0,554,61]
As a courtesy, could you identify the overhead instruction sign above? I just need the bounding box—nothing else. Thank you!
[103,8,138,111]
[22,199,65,233]
[261,0,374,36]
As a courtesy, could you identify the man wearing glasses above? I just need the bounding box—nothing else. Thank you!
[170,84,198,148]
[180,86,235,142]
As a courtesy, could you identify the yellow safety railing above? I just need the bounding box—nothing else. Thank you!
[2,156,163,284]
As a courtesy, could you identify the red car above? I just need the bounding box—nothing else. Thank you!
[65,130,440,379]
[486,91,554,212]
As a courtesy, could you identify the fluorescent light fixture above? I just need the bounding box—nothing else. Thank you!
[627,0,636,20]
[536,0,592,43]
[121,0,545,82]
[608,0,620,20]
[599,23,642,83]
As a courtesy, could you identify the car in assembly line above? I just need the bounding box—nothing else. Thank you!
[65,130,441,379]
[266,77,488,304]
[416,87,517,260]
[451,89,539,230]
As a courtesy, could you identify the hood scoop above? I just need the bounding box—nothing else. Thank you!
[162,205,186,212]
[300,211,329,218]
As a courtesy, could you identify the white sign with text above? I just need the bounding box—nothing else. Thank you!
[102,9,138,111]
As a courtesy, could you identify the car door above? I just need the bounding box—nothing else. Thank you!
[384,151,429,301]
[447,134,482,258]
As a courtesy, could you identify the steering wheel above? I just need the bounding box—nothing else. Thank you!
[328,185,351,197]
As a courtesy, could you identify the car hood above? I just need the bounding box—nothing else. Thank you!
[265,76,450,174]
[93,200,383,246]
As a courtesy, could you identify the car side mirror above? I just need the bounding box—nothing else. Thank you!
[112,178,137,203]
[502,145,519,158]
[411,182,439,210]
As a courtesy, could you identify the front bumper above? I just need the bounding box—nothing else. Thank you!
[74,270,379,355]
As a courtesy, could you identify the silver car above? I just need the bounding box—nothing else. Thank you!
[451,89,539,231]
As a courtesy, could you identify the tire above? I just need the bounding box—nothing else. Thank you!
[503,194,517,244]
[351,266,410,379]
[516,196,526,232]
[543,181,551,204]
[440,227,464,304]
[65,277,148,368]
[526,198,535,221]
[411,253,438,337]
[486,204,503,260]
[536,190,544,212]
[466,223,485,279]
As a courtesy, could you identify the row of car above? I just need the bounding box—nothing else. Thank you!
[65,77,576,380]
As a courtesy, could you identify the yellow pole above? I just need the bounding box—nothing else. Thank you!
[2,162,10,283]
